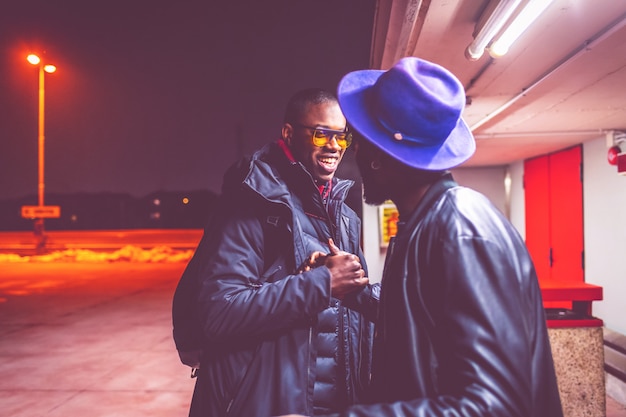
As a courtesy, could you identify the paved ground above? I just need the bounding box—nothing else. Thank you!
[0,233,625,416]
[0,261,196,416]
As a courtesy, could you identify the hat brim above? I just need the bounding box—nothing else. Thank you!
[337,69,476,171]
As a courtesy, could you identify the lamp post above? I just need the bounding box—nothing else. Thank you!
[27,54,56,249]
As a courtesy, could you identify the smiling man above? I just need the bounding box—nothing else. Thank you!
[284,97,349,184]
[172,88,379,417]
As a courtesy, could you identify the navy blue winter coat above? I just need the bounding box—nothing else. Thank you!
[173,141,378,417]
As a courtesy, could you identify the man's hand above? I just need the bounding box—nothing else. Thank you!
[296,250,326,273]
[323,238,368,299]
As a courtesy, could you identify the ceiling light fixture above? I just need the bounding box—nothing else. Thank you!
[466,0,522,61]
[465,0,554,61]
[489,0,555,57]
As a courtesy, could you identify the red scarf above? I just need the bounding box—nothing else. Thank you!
[277,139,331,200]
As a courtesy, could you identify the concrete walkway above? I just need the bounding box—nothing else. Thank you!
[0,261,195,416]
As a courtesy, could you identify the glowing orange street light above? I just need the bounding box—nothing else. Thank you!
[27,54,57,248]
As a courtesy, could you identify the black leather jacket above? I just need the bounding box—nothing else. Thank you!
[336,174,563,417]
[182,142,377,417]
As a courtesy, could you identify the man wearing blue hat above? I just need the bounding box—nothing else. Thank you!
[281,57,563,416]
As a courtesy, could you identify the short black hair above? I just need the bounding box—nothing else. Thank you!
[283,88,338,124]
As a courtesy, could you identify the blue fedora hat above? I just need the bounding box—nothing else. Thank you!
[337,57,475,170]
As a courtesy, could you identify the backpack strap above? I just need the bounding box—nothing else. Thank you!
[259,211,290,280]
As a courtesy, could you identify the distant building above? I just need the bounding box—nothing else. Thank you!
[0,190,218,231]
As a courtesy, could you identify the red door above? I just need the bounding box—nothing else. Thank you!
[524,146,584,308]
[549,146,584,284]
[524,155,551,283]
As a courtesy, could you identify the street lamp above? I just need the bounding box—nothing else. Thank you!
[27,54,56,248]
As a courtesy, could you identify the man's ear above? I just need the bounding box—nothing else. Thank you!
[282,123,293,146]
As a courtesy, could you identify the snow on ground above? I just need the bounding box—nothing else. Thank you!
[0,245,193,263]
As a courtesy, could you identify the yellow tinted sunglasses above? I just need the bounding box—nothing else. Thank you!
[293,123,353,149]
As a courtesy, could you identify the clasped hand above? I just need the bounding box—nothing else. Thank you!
[298,238,368,299]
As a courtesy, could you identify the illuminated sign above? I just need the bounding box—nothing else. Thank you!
[378,201,399,248]
[21,205,61,219]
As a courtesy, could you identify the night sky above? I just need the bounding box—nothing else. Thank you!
[0,0,375,201]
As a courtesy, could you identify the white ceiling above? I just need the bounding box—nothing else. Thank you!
[370,0,626,167]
